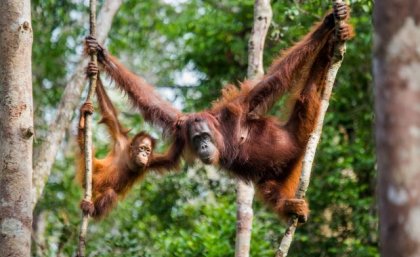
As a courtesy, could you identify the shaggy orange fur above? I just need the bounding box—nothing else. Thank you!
[86,4,353,222]
[77,75,184,219]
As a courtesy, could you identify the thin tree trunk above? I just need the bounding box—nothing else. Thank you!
[235,1,272,257]
[77,0,98,255]
[32,0,122,209]
[246,0,272,79]
[235,181,255,257]
[374,1,420,256]
[0,1,34,256]
[276,0,347,256]
[32,211,47,257]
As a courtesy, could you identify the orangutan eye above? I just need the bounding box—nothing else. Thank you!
[138,145,151,155]
[201,133,212,142]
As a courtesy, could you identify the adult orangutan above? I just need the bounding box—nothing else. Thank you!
[85,3,353,222]
[77,63,184,219]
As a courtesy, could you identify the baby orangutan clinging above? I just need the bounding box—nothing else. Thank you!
[77,62,184,219]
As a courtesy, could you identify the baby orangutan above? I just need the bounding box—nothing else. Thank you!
[77,62,183,219]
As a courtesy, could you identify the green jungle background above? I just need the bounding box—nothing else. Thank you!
[32,0,375,256]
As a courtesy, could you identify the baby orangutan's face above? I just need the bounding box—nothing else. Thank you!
[130,136,153,168]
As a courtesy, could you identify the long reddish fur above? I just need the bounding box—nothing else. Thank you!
[91,7,354,220]
[76,78,183,219]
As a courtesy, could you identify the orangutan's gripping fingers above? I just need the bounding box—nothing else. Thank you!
[283,198,309,224]
[337,24,353,41]
[81,102,94,116]
[80,199,95,216]
[86,61,99,77]
[333,2,349,21]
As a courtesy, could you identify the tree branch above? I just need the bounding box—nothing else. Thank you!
[77,0,98,255]
[275,1,347,256]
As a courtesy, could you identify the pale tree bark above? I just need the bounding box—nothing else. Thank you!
[32,211,47,257]
[77,0,98,256]
[276,0,347,256]
[32,0,123,209]
[374,1,420,256]
[235,1,272,257]
[0,1,34,256]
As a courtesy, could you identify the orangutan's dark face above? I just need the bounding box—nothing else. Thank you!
[188,117,218,164]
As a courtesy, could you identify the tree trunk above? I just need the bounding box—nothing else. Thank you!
[0,1,34,256]
[32,0,123,209]
[32,211,47,257]
[374,1,420,256]
[235,1,272,257]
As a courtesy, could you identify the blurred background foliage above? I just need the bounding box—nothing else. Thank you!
[31,0,375,256]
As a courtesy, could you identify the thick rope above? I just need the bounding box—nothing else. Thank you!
[77,0,97,256]
[275,0,347,256]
